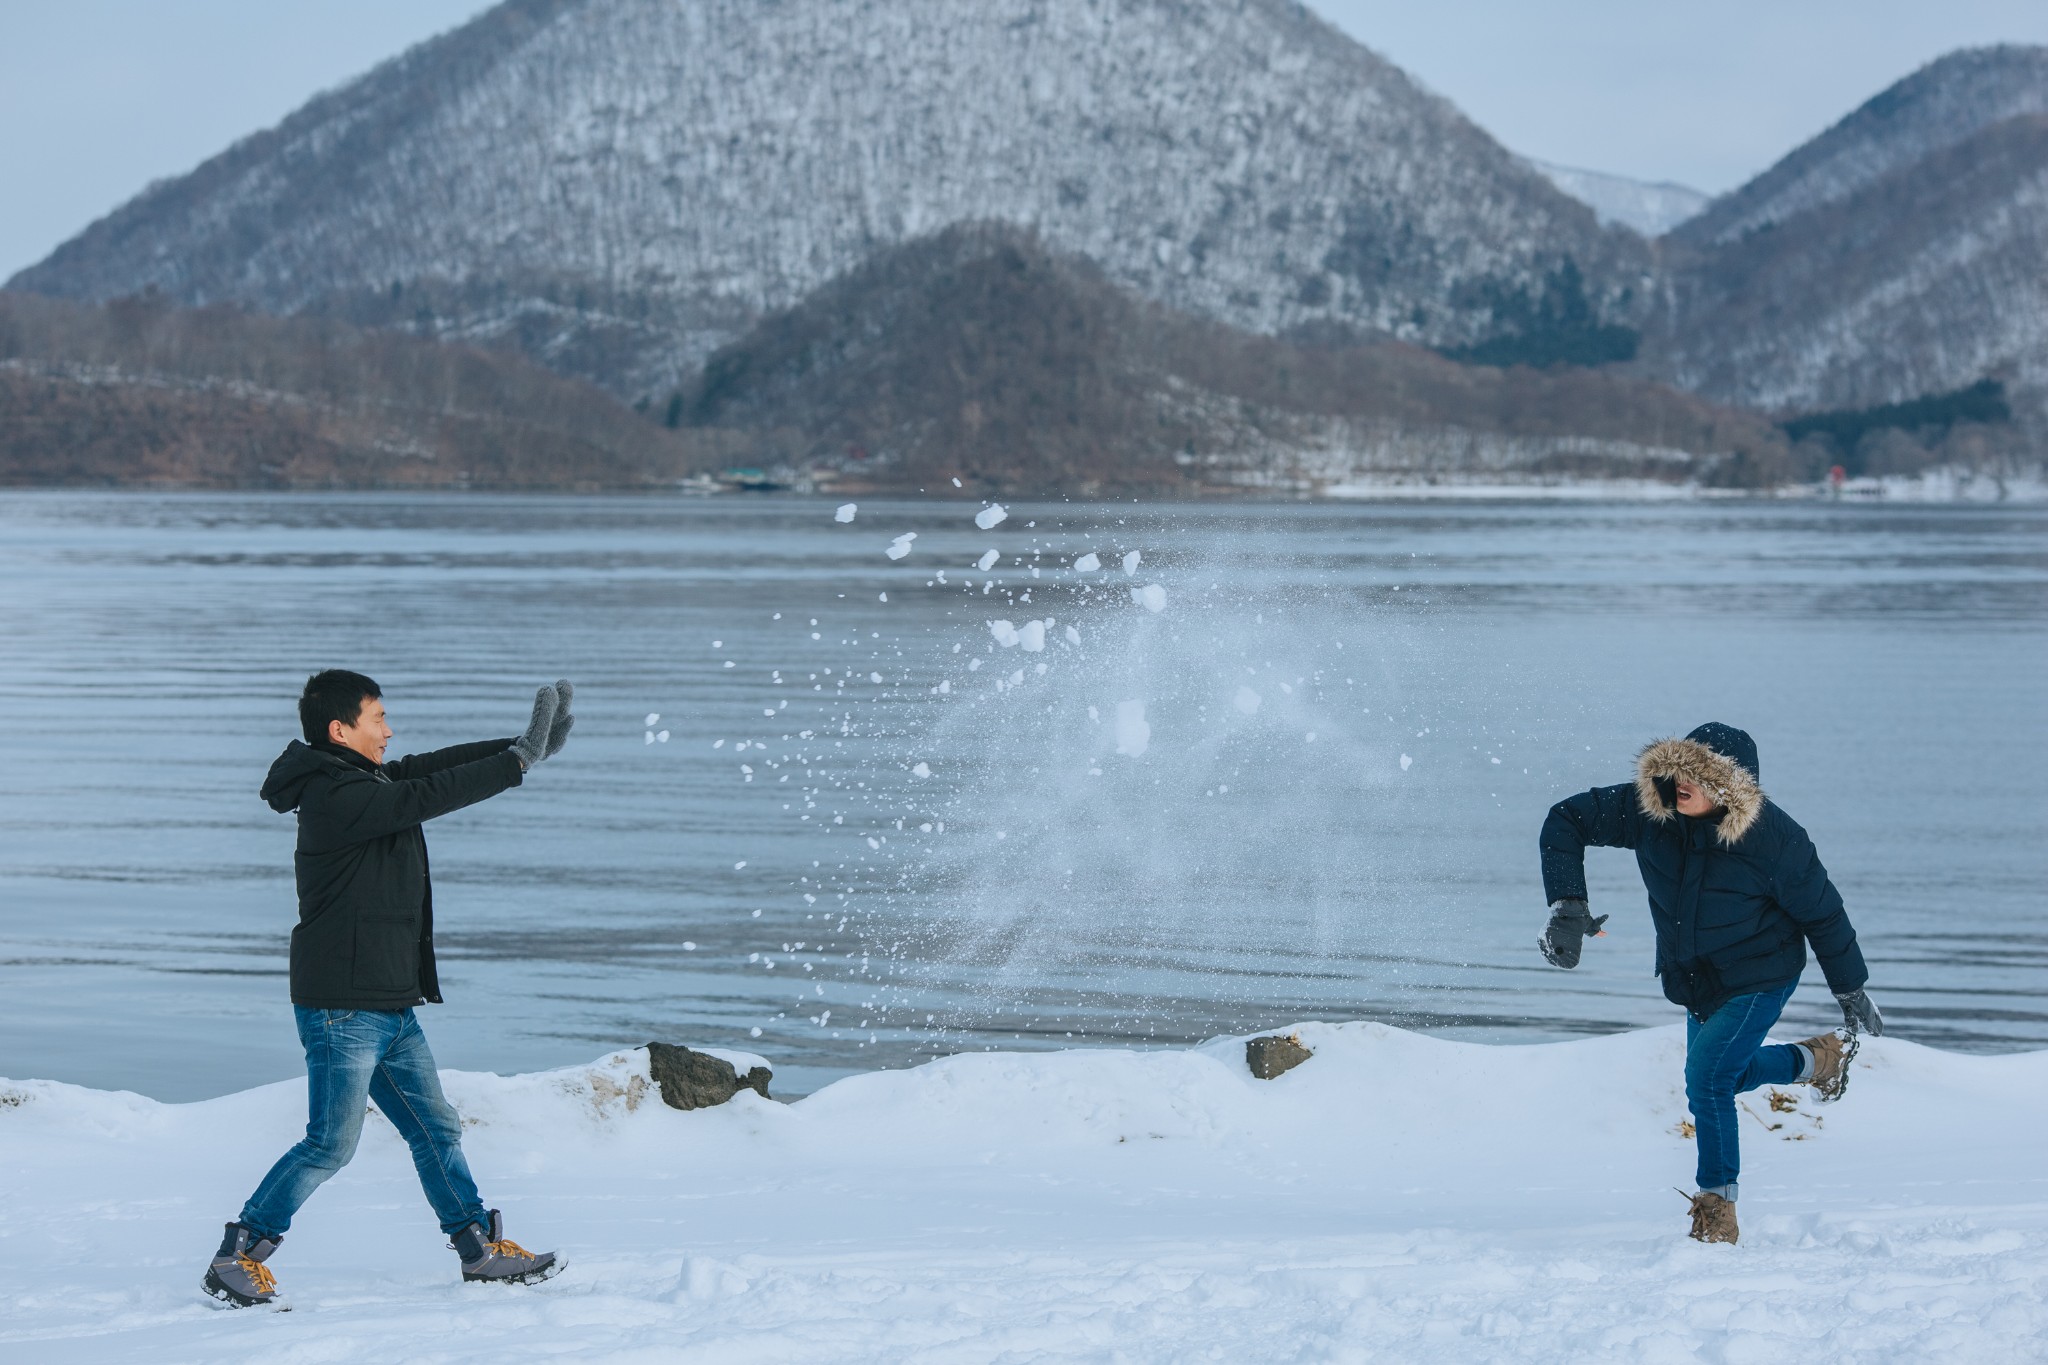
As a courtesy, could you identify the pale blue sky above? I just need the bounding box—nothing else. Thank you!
[4,0,2046,279]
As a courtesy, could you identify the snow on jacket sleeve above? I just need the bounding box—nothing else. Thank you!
[1540,783,1644,904]
[301,749,524,851]
[383,738,517,781]
[1767,817,1869,996]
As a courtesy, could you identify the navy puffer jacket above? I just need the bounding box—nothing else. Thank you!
[1540,722,1868,1020]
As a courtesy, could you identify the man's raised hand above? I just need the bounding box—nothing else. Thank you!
[1539,898,1608,969]
[544,679,575,759]
[508,684,560,769]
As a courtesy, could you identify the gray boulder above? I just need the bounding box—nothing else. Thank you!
[1245,1033,1313,1080]
[645,1042,772,1110]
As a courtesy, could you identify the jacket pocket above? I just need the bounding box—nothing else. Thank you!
[350,912,419,994]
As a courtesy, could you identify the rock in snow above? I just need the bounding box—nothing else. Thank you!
[645,1041,771,1110]
[1244,1032,1314,1079]
[0,1025,2044,1360]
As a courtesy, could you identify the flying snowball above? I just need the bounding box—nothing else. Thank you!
[1400,754,1414,771]
[1017,620,1046,652]
[1073,552,1101,572]
[1133,583,1167,612]
[977,549,1000,571]
[645,713,660,726]
[1122,550,1141,575]
[975,504,1008,530]
[1114,699,1151,759]
[1064,625,1081,645]
[912,762,932,779]
[989,620,1020,647]
[885,532,917,560]
[834,503,858,523]
[1234,686,1262,715]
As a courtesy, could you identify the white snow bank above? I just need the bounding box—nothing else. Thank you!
[3,1027,2045,1362]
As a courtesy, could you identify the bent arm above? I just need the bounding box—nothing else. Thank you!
[1771,826,1868,995]
[384,739,517,781]
[1540,783,1643,904]
[302,750,524,850]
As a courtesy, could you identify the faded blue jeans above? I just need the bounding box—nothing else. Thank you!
[240,1007,486,1239]
[1684,977,1807,1196]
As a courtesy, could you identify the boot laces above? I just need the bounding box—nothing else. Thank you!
[237,1254,278,1294]
[487,1237,533,1261]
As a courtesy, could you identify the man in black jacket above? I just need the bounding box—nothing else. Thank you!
[203,670,575,1309]
[1537,722,1884,1246]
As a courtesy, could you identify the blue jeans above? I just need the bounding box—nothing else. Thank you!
[1684,978,1807,1195]
[240,1007,486,1239]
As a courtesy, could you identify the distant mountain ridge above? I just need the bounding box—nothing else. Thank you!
[1672,45,2048,249]
[7,0,1645,402]
[1526,161,1707,237]
[680,223,1788,494]
[1647,45,2048,437]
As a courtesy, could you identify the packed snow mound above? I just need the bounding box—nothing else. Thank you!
[3,1027,2045,1362]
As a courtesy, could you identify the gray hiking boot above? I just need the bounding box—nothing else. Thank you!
[202,1222,286,1309]
[1798,1030,1858,1102]
[450,1209,562,1285]
[1686,1191,1739,1245]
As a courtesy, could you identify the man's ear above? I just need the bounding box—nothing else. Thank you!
[328,718,349,745]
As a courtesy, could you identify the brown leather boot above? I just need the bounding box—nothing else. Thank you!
[1798,1030,1858,1102]
[1687,1191,1739,1244]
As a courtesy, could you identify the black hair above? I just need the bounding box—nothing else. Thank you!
[300,670,382,744]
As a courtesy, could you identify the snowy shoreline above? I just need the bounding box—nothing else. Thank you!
[5,1022,2044,1361]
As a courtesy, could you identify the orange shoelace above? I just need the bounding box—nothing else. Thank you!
[487,1238,533,1259]
[238,1254,278,1294]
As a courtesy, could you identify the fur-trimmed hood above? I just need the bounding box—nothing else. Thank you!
[1636,722,1765,846]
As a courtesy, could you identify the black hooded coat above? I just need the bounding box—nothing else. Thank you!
[260,738,521,1011]
[1539,722,1868,1020]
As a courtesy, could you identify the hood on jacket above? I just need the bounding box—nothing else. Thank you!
[260,739,375,813]
[1635,721,1765,846]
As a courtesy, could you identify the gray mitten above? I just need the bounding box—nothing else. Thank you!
[544,679,575,759]
[1539,898,1609,969]
[508,685,560,769]
[1836,988,1884,1037]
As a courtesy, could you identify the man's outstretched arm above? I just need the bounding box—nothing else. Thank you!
[1536,783,1642,968]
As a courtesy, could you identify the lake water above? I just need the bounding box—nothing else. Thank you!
[1,491,2043,1099]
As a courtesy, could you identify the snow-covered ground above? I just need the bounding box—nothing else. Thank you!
[4,1023,2044,1362]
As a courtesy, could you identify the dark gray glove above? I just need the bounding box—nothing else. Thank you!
[508,684,560,769]
[1539,898,1608,969]
[1836,988,1883,1037]
[543,679,574,759]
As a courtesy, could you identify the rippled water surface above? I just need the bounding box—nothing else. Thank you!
[2,492,2043,1098]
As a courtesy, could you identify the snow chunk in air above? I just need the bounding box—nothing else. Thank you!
[834,503,858,523]
[1073,552,1101,572]
[1132,584,1166,613]
[1114,700,1151,758]
[886,532,917,560]
[975,504,1008,530]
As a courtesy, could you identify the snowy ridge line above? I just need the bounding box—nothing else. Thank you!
[3,1023,2047,1359]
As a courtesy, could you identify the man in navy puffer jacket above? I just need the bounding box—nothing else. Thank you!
[1538,722,1884,1245]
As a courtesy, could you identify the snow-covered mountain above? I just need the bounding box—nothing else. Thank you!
[1648,46,2048,432]
[1672,45,2048,250]
[7,0,1646,402]
[1526,160,1707,237]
